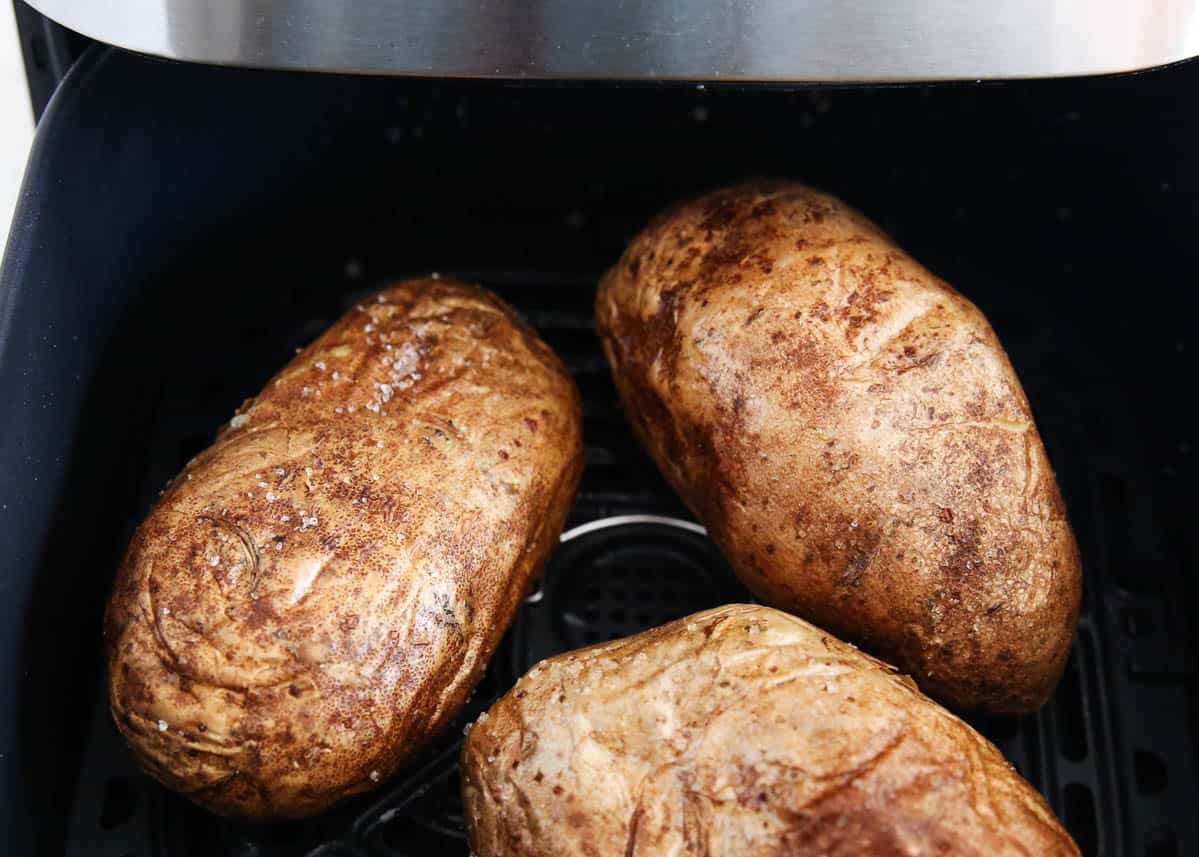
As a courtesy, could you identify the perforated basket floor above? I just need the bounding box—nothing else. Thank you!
[65,271,1196,857]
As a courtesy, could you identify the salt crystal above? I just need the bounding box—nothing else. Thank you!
[300,515,318,530]
[230,414,248,429]
[258,481,267,488]
[376,440,384,448]
[370,770,380,782]
[280,515,290,522]
[332,371,340,380]
[157,720,168,732]
[315,361,326,370]
[161,607,170,616]
[266,492,278,502]
[208,555,220,566]
[275,468,285,476]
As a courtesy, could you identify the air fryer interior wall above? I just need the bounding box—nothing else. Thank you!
[0,47,1195,857]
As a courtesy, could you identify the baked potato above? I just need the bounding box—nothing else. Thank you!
[595,182,1081,713]
[461,604,1080,857]
[105,278,583,819]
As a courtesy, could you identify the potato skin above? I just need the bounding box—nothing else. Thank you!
[462,604,1080,857]
[105,278,583,819]
[596,183,1080,713]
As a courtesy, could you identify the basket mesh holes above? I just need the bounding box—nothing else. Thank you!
[1120,607,1156,639]
[1054,653,1088,762]
[1100,475,1157,595]
[1134,749,1169,796]
[376,817,460,855]
[440,769,465,831]
[1063,783,1099,857]
[1145,827,1179,857]
[99,777,138,831]
[980,715,1021,742]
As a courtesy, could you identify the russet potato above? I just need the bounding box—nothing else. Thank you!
[462,604,1080,857]
[106,278,583,819]
[596,183,1081,713]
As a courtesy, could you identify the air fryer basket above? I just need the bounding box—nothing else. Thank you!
[0,48,1195,857]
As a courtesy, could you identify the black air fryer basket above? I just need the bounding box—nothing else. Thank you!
[1,46,1196,857]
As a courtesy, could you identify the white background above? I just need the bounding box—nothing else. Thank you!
[1,4,35,249]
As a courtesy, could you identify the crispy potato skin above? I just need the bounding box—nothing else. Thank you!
[596,183,1081,713]
[462,604,1080,857]
[105,278,583,819]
